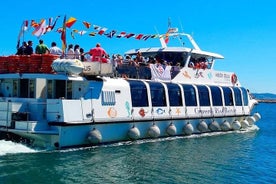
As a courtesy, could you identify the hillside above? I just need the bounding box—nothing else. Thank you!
[252,93,276,103]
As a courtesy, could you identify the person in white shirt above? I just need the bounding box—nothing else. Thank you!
[49,42,62,56]
[67,44,75,59]
[74,44,81,60]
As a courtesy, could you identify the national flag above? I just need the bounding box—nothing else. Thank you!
[32,19,47,37]
[83,21,91,29]
[125,33,135,38]
[135,34,143,40]
[98,27,107,35]
[65,17,77,28]
[61,16,67,52]
[116,31,126,38]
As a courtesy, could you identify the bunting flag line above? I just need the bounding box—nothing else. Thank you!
[22,15,176,47]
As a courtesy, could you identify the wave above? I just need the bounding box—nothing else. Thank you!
[0,140,37,156]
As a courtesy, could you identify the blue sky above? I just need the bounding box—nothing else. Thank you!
[0,0,275,93]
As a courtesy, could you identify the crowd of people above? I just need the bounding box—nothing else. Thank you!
[16,40,108,62]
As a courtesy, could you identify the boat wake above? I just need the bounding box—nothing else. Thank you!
[0,140,38,156]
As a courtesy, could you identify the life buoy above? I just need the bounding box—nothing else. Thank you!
[231,73,238,84]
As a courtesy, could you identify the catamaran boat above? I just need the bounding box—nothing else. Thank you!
[0,32,261,149]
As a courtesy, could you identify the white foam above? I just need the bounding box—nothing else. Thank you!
[0,140,37,156]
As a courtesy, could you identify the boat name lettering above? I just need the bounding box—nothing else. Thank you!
[194,107,236,115]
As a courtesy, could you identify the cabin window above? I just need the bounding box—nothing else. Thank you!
[47,80,53,98]
[19,79,35,98]
[222,87,233,106]
[182,84,197,106]
[29,79,35,98]
[148,82,166,107]
[232,87,242,106]
[67,81,72,99]
[19,79,29,98]
[13,80,18,97]
[128,80,148,107]
[210,86,223,106]
[166,83,182,106]
[241,88,249,106]
[101,91,116,106]
[197,85,210,106]
[55,80,66,99]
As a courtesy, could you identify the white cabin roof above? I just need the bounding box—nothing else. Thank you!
[125,47,224,59]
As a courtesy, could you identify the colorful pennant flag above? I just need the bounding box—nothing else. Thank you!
[89,32,97,36]
[65,17,77,28]
[105,30,116,38]
[135,34,143,40]
[83,21,91,29]
[116,31,126,38]
[32,19,47,37]
[98,27,107,35]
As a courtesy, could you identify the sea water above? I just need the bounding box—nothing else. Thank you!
[0,103,275,184]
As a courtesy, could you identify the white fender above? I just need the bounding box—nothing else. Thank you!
[253,113,261,122]
[183,122,194,135]
[232,120,241,130]
[128,126,140,140]
[221,121,231,131]
[166,123,177,136]
[247,116,256,125]
[87,128,102,144]
[197,121,209,133]
[241,119,250,129]
[148,124,160,138]
[209,121,221,131]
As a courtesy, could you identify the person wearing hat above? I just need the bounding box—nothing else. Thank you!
[85,43,108,62]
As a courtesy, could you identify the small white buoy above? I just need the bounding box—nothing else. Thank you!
[128,126,140,140]
[247,116,256,125]
[232,120,241,130]
[253,113,261,122]
[87,128,102,144]
[241,119,250,128]
[209,121,221,131]
[148,124,160,138]
[183,122,194,135]
[197,121,209,133]
[166,123,177,136]
[221,121,231,131]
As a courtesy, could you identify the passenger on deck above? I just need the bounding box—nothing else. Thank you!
[80,48,86,61]
[74,44,81,60]
[35,39,49,54]
[49,42,62,56]
[86,43,108,62]
[25,40,34,55]
[66,44,75,59]
[16,41,27,55]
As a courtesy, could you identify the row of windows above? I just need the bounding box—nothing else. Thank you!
[129,80,249,108]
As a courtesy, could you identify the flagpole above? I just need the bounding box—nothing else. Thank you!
[61,15,67,57]
[16,21,24,49]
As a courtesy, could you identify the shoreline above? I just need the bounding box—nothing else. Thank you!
[257,99,276,103]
